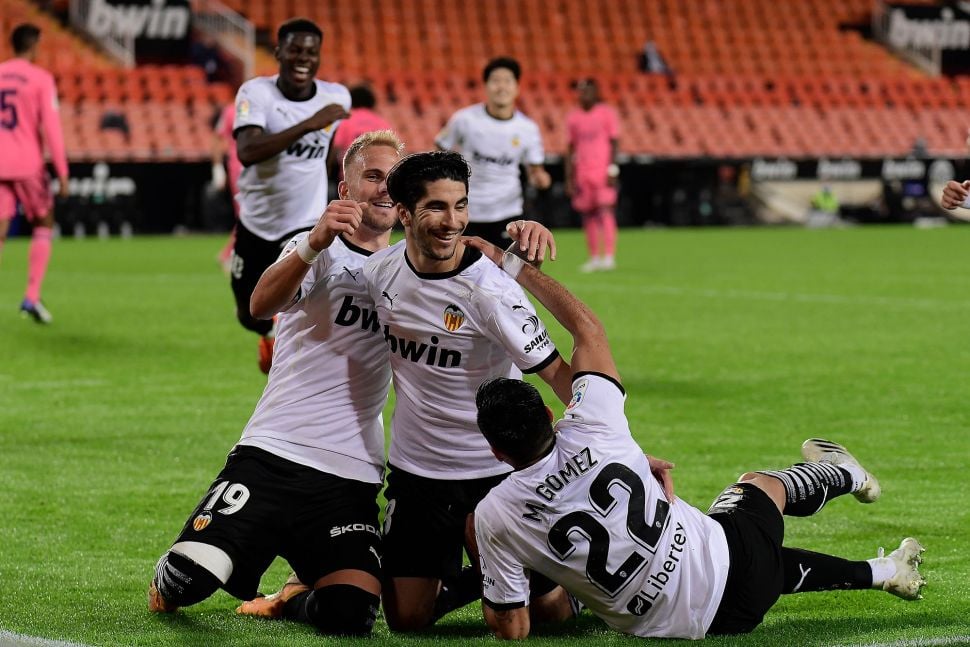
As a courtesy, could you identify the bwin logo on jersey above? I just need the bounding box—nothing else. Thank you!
[286,140,328,159]
[443,304,465,331]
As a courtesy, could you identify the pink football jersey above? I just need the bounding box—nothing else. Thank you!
[567,103,619,182]
[0,58,67,180]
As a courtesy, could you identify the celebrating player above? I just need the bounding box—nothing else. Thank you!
[360,151,565,631]
[435,57,551,248]
[0,23,68,324]
[147,131,405,636]
[565,78,621,273]
[230,18,350,373]
[466,234,926,639]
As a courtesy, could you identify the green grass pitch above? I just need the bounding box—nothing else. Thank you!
[0,226,967,646]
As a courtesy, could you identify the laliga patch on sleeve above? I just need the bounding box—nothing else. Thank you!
[565,377,589,412]
[237,99,250,119]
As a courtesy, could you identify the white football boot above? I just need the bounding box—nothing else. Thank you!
[875,537,926,600]
[801,438,881,503]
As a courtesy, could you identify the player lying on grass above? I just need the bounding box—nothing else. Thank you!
[463,233,927,640]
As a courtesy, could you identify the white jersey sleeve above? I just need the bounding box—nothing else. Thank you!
[275,232,331,312]
[521,118,545,166]
[477,496,531,609]
[233,80,270,132]
[560,371,628,434]
[477,278,559,374]
[435,109,465,150]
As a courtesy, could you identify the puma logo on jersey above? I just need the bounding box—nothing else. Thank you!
[383,330,461,368]
[334,295,381,333]
[382,291,397,307]
[343,266,360,282]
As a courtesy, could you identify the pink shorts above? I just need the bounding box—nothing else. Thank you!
[571,176,616,214]
[0,173,54,221]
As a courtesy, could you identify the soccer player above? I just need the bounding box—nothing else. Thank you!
[360,151,565,631]
[565,78,620,273]
[467,235,927,639]
[230,18,351,373]
[147,130,404,636]
[435,57,551,248]
[0,23,68,324]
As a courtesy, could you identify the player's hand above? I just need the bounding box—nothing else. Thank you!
[462,235,504,267]
[646,454,676,502]
[307,200,364,250]
[58,176,70,199]
[940,179,970,210]
[305,103,350,132]
[530,168,552,190]
[506,220,557,264]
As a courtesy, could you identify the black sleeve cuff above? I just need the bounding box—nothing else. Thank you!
[523,349,560,375]
[483,597,527,611]
[573,370,625,396]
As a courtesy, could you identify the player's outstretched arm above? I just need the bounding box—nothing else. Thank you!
[235,103,348,166]
[463,236,619,383]
[505,220,557,265]
[251,200,363,319]
[941,180,970,209]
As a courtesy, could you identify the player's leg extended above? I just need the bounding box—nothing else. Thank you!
[597,204,617,270]
[745,437,879,517]
[782,539,925,599]
[0,181,16,263]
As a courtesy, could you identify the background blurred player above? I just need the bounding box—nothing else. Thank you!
[148,131,406,636]
[436,57,551,248]
[211,100,242,273]
[0,23,68,324]
[230,17,350,373]
[466,235,926,639]
[565,78,620,273]
[331,84,393,179]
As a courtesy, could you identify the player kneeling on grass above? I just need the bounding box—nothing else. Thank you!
[461,233,927,640]
[144,130,415,636]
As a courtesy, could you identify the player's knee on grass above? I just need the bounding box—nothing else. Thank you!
[153,550,225,607]
[305,584,379,636]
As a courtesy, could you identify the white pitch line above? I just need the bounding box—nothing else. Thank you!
[0,631,92,647]
[592,283,970,312]
[838,636,970,647]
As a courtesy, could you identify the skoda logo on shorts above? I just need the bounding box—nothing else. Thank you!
[443,304,465,332]
[193,511,212,532]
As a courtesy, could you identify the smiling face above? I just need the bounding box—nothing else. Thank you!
[399,179,469,268]
[275,32,321,96]
[485,67,519,112]
[339,144,400,235]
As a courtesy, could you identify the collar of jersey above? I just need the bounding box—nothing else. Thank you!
[275,76,318,102]
[338,234,374,256]
[404,245,482,280]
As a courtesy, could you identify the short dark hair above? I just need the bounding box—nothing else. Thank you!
[483,57,521,83]
[386,151,470,214]
[11,23,40,54]
[349,84,377,109]
[476,378,554,465]
[277,18,322,45]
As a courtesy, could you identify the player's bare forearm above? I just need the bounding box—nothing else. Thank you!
[537,356,574,406]
[514,263,619,381]
[250,252,311,320]
[484,604,530,640]
[236,123,313,166]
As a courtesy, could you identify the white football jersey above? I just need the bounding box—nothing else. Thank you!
[475,373,730,640]
[435,104,545,223]
[362,242,560,479]
[233,76,351,240]
[237,234,390,484]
